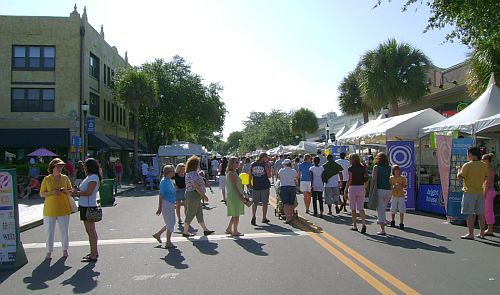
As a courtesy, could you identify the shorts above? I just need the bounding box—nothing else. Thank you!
[219,175,226,190]
[79,206,98,221]
[390,197,406,214]
[252,188,270,204]
[324,187,340,205]
[175,188,186,201]
[348,185,365,212]
[461,193,485,215]
[300,181,311,193]
[161,200,176,233]
[115,172,123,178]
[280,186,296,205]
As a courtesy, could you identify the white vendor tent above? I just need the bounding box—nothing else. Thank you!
[334,125,348,139]
[475,113,500,134]
[337,121,363,141]
[339,109,446,144]
[157,142,209,157]
[338,118,390,143]
[295,141,320,153]
[423,75,500,135]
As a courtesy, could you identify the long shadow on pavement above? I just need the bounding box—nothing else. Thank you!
[191,238,219,255]
[252,223,296,233]
[321,213,375,226]
[233,238,268,256]
[23,257,72,290]
[61,262,100,293]
[160,248,189,269]
[366,233,455,254]
[404,227,451,241]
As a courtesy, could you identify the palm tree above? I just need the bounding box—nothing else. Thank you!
[291,108,318,140]
[467,45,500,98]
[114,68,158,182]
[359,38,431,116]
[338,67,372,123]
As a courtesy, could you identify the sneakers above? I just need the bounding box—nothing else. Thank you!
[399,223,405,230]
[390,220,396,228]
[262,218,270,224]
[251,217,256,226]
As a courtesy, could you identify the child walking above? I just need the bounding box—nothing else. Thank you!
[390,165,407,230]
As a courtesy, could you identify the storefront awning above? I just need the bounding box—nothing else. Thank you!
[88,133,121,150]
[0,128,69,148]
[107,134,148,152]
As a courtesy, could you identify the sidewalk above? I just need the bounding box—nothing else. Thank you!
[18,184,136,232]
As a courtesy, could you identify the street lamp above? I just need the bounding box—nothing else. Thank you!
[81,100,89,159]
[325,123,330,143]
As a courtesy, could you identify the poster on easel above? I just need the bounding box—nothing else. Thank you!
[329,146,347,161]
[0,169,28,270]
[447,138,473,223]
[387,141,415,210]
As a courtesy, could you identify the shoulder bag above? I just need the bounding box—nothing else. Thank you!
[86,207,103,222]
[68,195,78,213]
[367,167,378,210]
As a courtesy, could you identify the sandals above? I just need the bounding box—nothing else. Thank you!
[182,233,195,237]
[152,233,162,244]
[203,230,215,236]
[262,218,270,224]
[476,234,485,239]
[360,225,367,234]
[232,233,244,237]
[460,235,474,240]
[164,243,176,249]
[81,256,98,262]
[350,227,358,232]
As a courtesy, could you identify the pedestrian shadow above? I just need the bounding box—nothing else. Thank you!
[23,257,72,290]
[191,239,219,255]
[366,234,455,254]
[321,214,375,226]
[253,223,295,233]
[476,238,500,247]
[233,238,268,256]
[61,263,100,293]
[404,227,451,241]
[160,248,189,269]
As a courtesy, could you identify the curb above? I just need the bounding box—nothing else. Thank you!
[19,186,137,232]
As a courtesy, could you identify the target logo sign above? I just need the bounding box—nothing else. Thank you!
[387,141,415,209]
[388,144,413,169]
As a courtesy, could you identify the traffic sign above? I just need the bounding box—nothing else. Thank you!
[87,117,95,134]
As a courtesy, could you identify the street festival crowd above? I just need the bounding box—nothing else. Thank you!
[36,146,497,261]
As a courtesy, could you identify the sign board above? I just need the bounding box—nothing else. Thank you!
[71,135,82,147]
[387,141,415,210]
[87,117,95,134]
[417,184,446,215]
[329,146,347,161]
[447,138,473,220]
[0,169,27,269]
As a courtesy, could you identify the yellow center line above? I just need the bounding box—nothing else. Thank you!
[269,195,419,295]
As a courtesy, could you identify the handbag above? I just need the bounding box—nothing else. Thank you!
[85,207,103,222]
[367,183,378,210]
[68,195,78,213]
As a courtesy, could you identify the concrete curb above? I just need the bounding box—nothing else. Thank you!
[19,185,137,232]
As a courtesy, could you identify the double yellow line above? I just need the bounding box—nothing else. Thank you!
[269,196,419,295]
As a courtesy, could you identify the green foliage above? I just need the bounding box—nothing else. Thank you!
[238,110,297,154]
[290,108,319,139]
[467,46,500,98]
[338,68,372,123]
[375,0,500,49]
[139,57,226,151]
[359,38,431,115]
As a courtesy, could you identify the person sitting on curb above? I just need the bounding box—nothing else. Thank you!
[20,176,41,199]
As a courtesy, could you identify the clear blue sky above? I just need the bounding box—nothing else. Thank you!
[1,0,470,139]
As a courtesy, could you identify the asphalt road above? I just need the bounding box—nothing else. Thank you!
[1,183,499,295]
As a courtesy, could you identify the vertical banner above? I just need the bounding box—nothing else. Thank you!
[387,141,415,210]
[436,135,452,211]
[447,138,474,219]
[0,169,27,269]
[329,146,347,161]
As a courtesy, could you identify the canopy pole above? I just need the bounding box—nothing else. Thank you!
[472,124,477,146]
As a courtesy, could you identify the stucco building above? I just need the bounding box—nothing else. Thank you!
[0,5,142,176]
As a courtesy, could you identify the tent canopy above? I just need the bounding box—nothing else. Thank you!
[339,108,445,143]
[157,142,209,157]
[423,75,500,134]
[27,148,58,157]
[334,125,348,139]
[338,118,390,142]
[337,121,363,141]
[295,141,320,153]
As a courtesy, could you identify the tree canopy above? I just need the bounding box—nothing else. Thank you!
[338,68,372,123]
[290,108,319,140]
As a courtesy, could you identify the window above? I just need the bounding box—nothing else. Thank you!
[89,92,100,117]
[107,67,112,87]
[12,45,55,70]
[89,53,100,80]
[104,63,107,85]
[107,101,111,121]
[119,107,123,126]
[111,103,115,123]
[103,100,107,121]
[11,88,55,112]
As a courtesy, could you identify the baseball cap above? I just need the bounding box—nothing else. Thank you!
[283,159,292,165]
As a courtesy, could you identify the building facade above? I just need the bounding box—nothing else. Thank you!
[0,6,142,176]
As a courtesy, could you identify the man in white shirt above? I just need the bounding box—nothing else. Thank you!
[335,152,350,212]
[141,161,149,187]
[211,157,219,181]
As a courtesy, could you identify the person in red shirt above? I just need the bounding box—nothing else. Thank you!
[65,159,75,182]
[114,159,123,187]
[20,176,41,198]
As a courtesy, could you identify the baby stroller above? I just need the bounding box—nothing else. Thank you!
[274,181,298,220]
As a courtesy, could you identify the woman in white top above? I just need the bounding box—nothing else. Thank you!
[278,159,298,223]
[73,158,101,262]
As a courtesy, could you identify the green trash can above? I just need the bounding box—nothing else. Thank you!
[100,179,116,206]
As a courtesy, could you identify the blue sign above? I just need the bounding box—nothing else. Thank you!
[387,141,415,210]
[87,117,95,134]
[71,135,82,147]
[329,146,347,161]
[446,138,473,218]
[417,184,446,215]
